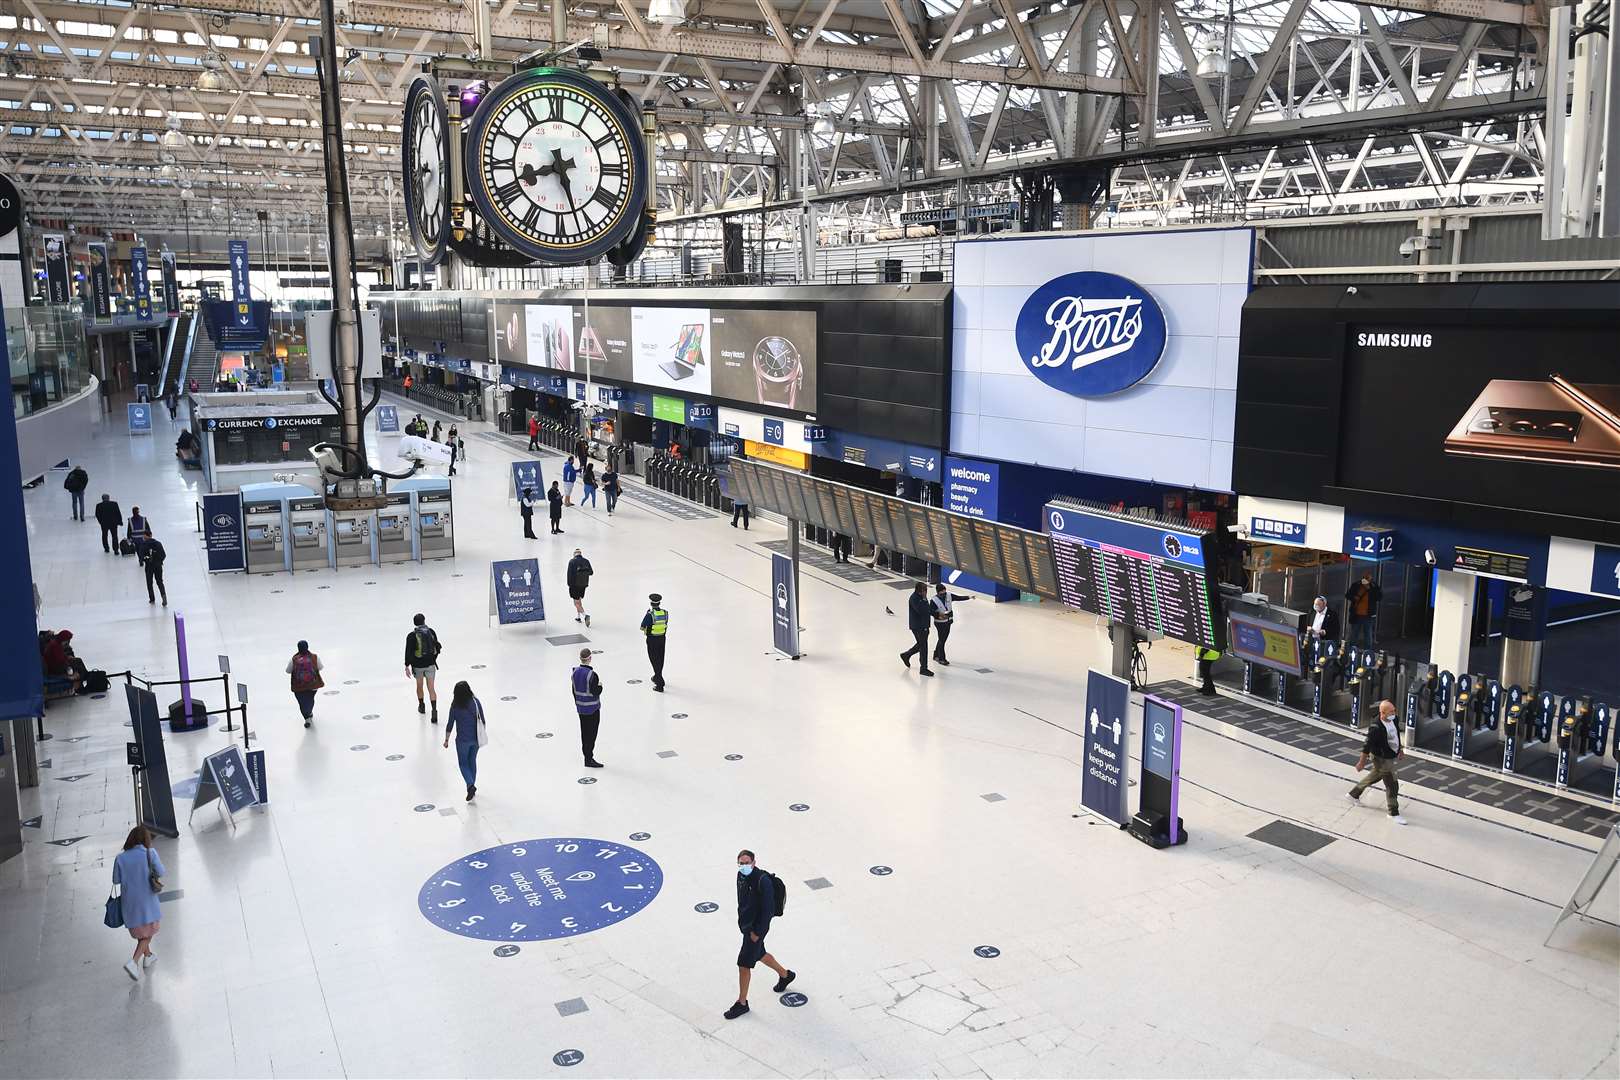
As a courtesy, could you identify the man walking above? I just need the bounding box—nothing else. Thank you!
[723,849,794,1020]
[94,493,123,553]
[520,487,538,540]
[930,583,969,666]
[899,581,934,676]
[64,464,88,521]
[126,505,152,555]
[404,612,442,723]
[602,463,620,515]
[640,593,668,692]
[142,532,168,606]
[562,455,577,506]
[730,495,750,529]
[567,548,593,626]
[571,647,604,768]
[1348,699,1406,824]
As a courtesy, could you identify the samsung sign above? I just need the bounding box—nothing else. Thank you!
[1014,271,1168,397]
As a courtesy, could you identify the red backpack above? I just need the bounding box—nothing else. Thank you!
[291,652,321,690]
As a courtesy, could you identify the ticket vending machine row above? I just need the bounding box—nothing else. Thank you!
[288,495,330,570]
[377,492,414,563]
[243,497,288,574]
[416,487,454,560]
[330,508,376,567]
[1502,687,1558,781]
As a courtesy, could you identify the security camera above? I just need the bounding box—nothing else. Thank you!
[1399,236,1438,260]
[1424,548,1437,567]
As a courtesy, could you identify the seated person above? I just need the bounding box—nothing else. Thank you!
[42,630,87,693]
[175,429,200,466]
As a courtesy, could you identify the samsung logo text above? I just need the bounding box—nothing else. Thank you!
[1356,332,1431,348]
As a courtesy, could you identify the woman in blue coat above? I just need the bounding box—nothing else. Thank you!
[112,825,166,980]
[442,680,485,802]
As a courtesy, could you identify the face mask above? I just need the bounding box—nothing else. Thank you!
[737,865,753,876]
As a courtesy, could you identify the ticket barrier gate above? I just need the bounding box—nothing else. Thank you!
[288,496,330,571]
[377,493,414,563]
[1407,669,1456,752]
[416,487,454,560]
[1343,648,1393,726]
[1502,687,1558,781]
[1555,698,1612,793]
[1450,673,1502,764]
[330,509,376,567]
[243,497,288,574]
[1308,640,1353,721]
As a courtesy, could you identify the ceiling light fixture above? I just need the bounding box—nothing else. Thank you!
[1196,47,1229,78]
[645,0,686,25]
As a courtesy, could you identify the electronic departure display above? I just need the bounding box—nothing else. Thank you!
[926,506,956,568]
[1043,502,1226,652]
[905,505,936,563]
[947,515,981,578]
[847,489,877,544]
[832,488,857,537]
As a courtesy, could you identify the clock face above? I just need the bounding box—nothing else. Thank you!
[755,336,801,380]
[401,75,449,266]
[466,69,648,265]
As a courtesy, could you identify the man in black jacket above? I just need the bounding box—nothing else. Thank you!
[899,581,934,676]
[404,613,442,722]
[566,548,593,626]
[142,534,168,605]
[1348,699,1405,824]
[64,465,88,521]
[724,849,794,1020]
[94,494,123,553]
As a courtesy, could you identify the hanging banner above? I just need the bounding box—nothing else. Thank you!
[490,558,545,624]
[130,246,152,322]
[44,233,69,303]
[160,249,180,315]
[1081,670,1131,826]
[228,239,250,302]
[202,492,246,572]
[770,552,800,658]
[87,241,111,318]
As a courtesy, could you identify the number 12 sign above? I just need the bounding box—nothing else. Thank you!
[1350,526,1396,561]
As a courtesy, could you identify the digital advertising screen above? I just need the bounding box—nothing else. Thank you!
[632,306,712,395]
[525,303,575,372]
[1226,611,1304,677]
[710,308,818,413]
[573,304,633,382]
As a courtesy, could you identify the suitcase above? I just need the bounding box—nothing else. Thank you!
[119,538,135,556]
[81,670,110,694]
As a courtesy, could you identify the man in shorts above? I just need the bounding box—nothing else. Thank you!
[724,849,795,1019]
[404,612,442,723]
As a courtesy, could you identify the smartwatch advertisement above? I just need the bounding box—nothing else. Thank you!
[711,308,817,411]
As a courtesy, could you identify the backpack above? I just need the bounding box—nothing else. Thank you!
[81,670,110,694]
[291,653,318,688]
[413,627,440,663]
[765,870,787,917]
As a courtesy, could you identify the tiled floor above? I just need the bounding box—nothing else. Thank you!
[2,394,1617,1079]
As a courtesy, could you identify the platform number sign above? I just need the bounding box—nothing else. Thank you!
[417,838,663,942]
[1350,526,1396,561]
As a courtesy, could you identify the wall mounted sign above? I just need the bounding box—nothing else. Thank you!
[1014,271,1168,397]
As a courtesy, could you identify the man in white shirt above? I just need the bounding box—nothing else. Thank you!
[1306,596,1340,641]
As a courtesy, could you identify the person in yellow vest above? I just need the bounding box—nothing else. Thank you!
[640,593,669,692]
[1195,646,1220,696]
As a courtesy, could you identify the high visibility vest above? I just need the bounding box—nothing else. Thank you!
[1195,647,1221,661]
[647,608,669,636]
[571,665,600,714]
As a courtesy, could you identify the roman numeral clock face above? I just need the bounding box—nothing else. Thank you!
[400,74,449,266]
[468,70,648,265]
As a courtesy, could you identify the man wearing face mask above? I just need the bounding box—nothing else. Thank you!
[724,850,795,1020]
[1344,573,1382,651]
[1305,596,1340,643]
[1348,699,1406,824]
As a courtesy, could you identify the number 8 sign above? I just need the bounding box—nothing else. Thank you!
[418,837,664,942]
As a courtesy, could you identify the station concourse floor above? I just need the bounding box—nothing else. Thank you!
[3,395,1617,1080]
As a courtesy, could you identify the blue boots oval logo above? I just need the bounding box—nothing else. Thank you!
[1014,271,1168,396]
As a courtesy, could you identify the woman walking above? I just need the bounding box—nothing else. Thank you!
[442,680,486,801]
[112,826,166,981]
[286,640,325,728]
[548,480,565,534]
[581,461,599,508]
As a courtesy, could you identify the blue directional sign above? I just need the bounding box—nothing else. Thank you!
[376,405,400,433]
[1081,670,1130,826]
[418,838,664,942]
[228,239,250,302]
[511,459,545,499]
[1249,516,1305,544]
[762,418,784,445]
[127,402,152,434]
[491,559,545,624]
[130,246,152,322]
[1591,545,1620,598]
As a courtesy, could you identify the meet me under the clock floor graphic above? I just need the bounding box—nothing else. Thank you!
[418,838,664,942]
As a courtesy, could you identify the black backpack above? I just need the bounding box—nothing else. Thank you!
[765,869,787,917]
[413,627,440,663]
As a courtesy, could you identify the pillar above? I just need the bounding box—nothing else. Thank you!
[1429,569,1475,678]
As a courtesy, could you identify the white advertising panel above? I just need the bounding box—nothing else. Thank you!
[525,303,575,372]
[631,306,712,394]
[950,228,1253,491]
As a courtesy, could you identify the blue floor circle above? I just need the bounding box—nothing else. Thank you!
[781,992,808,1007]
[974,945,1001,958]
[552,1049,584,1067]
[419,838,663,942]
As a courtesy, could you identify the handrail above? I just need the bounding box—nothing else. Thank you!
[157,314,180,394]
[173,311,202,393]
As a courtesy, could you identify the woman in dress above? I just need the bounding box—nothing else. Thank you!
[112,825,166,980]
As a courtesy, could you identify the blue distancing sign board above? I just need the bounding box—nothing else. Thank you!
[491,559,545,624]
[1081,670,1131,826]
[418,838,663,941]
[1591,545,1620,598]
[202,492,245,572]
[376,405,399,433]
[771,552,799,658]
[511,460,545,499]
[127,403,152,434]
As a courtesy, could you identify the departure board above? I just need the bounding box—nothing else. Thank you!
[971,519,1004,582]
[997,528,1032,593]
[768,470,796,522]
[1024,533,1060,600]
[869,494,897,549]
[831,488,857,537]
[948,515,981,577]
[815,486,839,533]
[847,488,877,543]
[1043,502,1225,651]
[728,464,756,508]
[795,473,826,527]
[925,506,956,569]
[905,505,937,563]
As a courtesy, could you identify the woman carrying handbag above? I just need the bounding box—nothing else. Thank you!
[442,680,487,802]
[109,825,166,981]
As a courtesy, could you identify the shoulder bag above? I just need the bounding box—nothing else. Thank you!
[104,881,124,928]
[147,847,163,893]
[476,699,489,748]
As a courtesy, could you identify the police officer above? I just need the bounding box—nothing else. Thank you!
[641,593,669,692]
[1195,645,1220,695]
[571,647,604,768]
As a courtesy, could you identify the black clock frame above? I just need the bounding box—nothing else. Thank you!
[401,73,450,268]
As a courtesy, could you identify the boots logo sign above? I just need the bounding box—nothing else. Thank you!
[1014,271,1168,397]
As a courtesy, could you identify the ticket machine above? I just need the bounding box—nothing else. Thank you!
[288,495,330,570]
[330,507,376,567]
[415,484,454,560]
[377,492,414,563]
[243,497,288,574]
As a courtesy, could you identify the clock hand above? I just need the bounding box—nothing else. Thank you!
[549,148,576,208]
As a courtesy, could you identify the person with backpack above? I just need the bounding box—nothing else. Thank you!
[64,465,89,521]
[547,481,565,535]
[141,533,168,606]
[286,640,324,727]
[567,547,593,625]
[110,825,166,982]
[441,680,486,801]
[725,849,794,1020]
[561,455,577,506]
[94,494,123,553]
[404,612,442,722]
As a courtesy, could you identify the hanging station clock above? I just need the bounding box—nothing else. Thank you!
[401,73,450,267]
[465,68,649,265]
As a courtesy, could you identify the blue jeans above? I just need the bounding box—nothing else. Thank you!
[1350,620,1376,651]
[70,490,85,520]
[582,485,597,507]
[455,741,479,786]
